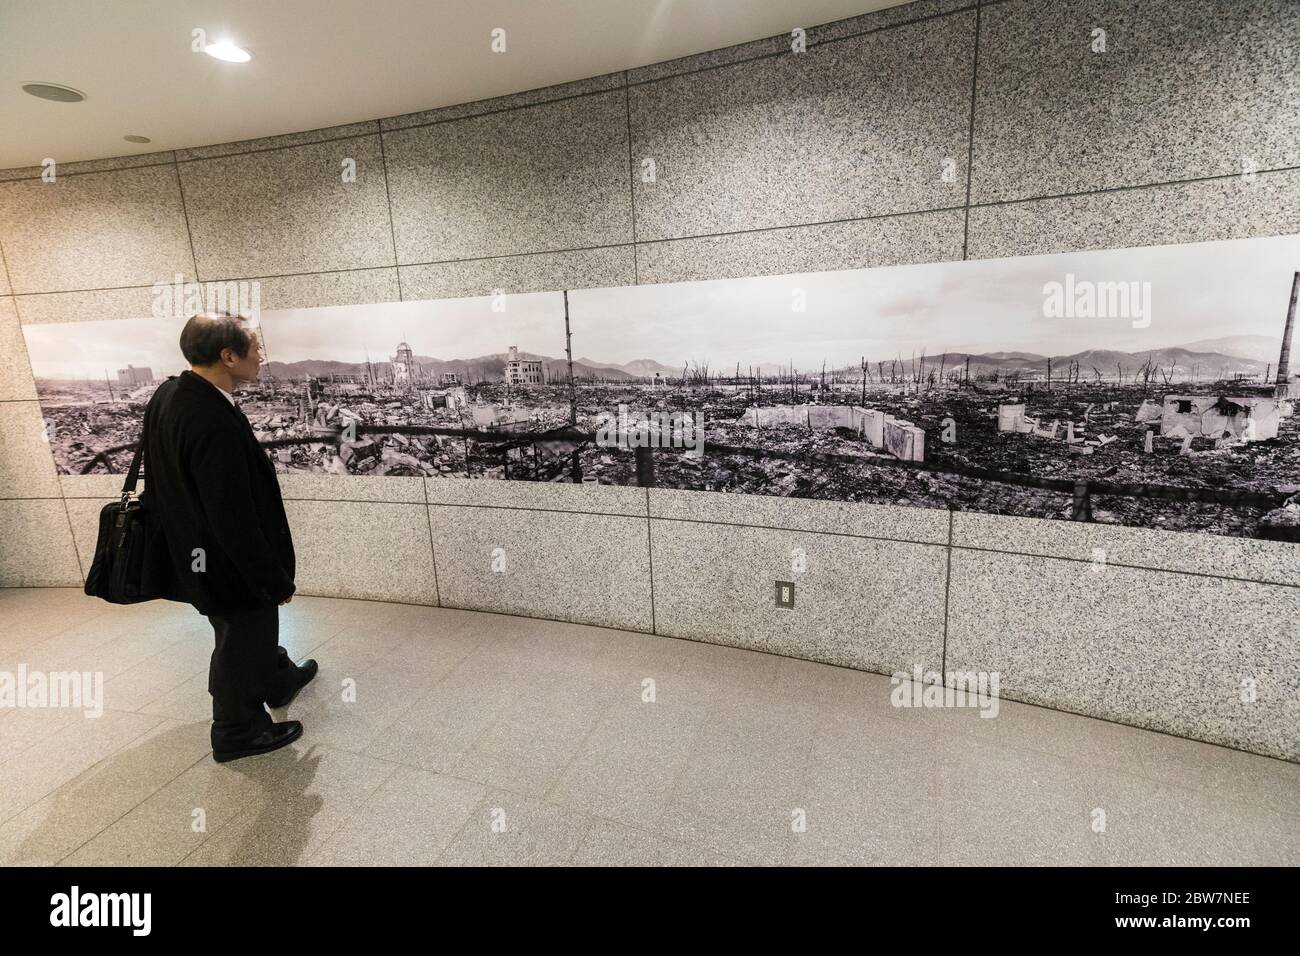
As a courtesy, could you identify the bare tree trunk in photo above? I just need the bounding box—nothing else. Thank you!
[1277,270,1299,388]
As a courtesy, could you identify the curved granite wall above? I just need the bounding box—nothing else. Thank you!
[2,0,1298,761]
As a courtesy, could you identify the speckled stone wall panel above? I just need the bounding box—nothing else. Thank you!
[175,121,381,161]
[399,247,635,301]
[0,402,61,498]
[13,285,184,325]
[383,90,634,263]
[637,209,966,284]
[62,496,112,580]
[239,268,401,311]
[648,487,948,544]
[953,512,1300,587]
[284,500,437,605]
[946,549,1300,762]
[0,151,178,182]
[972,0,1300,204]
[628,11,975,243]
[14,270,397,323]
[427,504,652,632]
[59,475,133,499]
[624,0,972,85]
[277,474,425,503]
[426,478,647,517]
[381,74,626,131]
[0,298,36,400]
[625,32,792,85]
[0,165,194,294]
[967,170,1300,260]
[649,517,947,673]
[179,135,396,279]
[0,500,82,587]
[808,0,972,44]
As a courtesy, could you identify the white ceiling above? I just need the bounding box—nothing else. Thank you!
[0,0,908,170]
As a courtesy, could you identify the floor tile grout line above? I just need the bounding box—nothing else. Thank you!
[297,760,405,867]
[6,591,1299,867]
[178,750,404,866]
[7,591,1300,774]
[0,710,168,830]
[54,749,213,866]
[421,768,747,867]
[923,711,1300,820]
[536,680,632,805]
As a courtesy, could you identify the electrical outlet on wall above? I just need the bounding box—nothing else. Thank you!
[775,580,795,609]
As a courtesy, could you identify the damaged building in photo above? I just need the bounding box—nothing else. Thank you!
[18,244,1300,542]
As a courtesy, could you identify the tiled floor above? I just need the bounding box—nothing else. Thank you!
[1,587,1297,867]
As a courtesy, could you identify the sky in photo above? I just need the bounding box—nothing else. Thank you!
[23,233,1300,379]
[567,233,1300,370]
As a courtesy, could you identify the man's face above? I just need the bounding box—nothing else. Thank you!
[225,327,264,385]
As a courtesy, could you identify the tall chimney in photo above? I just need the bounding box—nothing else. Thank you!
[1277,270,1300,397]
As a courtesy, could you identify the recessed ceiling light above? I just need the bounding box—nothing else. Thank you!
[124,135,152,144]
[21,82,85,103]
[204,40,251,63]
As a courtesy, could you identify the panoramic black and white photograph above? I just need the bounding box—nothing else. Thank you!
[24,233,1300,540]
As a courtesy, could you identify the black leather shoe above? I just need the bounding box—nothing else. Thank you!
[267,659,318,709]
[212,720,303,763]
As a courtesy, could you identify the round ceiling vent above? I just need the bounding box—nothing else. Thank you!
[21,82,86,103]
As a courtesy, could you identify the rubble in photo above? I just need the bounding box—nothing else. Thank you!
[22,237,1300,542]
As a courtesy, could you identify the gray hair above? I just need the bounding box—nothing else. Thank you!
[179,313,253,366]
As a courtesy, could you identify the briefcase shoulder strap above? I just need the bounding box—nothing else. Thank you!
[121,385,156,500]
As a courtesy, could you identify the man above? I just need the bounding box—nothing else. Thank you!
[141,313,317,763]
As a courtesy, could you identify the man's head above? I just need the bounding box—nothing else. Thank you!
[180,313,263,386]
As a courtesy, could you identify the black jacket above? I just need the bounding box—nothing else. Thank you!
[139,370,296,615]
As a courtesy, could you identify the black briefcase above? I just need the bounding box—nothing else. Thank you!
[84,426,156,605]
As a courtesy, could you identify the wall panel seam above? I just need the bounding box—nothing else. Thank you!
[375,129,404,299]
[58,495,85,584]
[174,131,382,165]
[10,158,1300,303]
[623,73,640,285]
[941,508,954,673]
[426,500,649,519]
[648,512,948,547]
[423,488,442,607]
[961,2,981,260]
[379,84,628,137]
[948,543,1300,590]
[968,165,1300,212]
[625,3,980,90]
[0,159,178,183]
[645,489,656,634]
[172,160,201,282]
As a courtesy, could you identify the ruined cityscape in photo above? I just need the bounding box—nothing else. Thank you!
[22,234,1300,541]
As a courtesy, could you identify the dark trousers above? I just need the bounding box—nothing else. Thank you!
[205,603,300,750]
